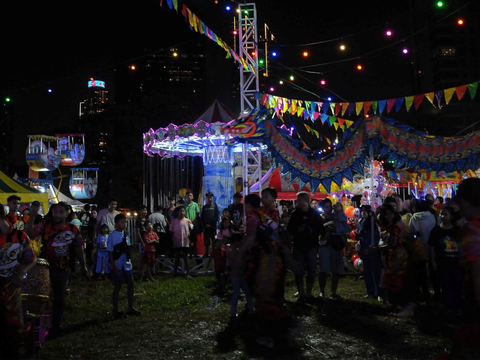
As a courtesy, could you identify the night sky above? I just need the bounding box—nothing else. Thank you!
[1,1,475,167]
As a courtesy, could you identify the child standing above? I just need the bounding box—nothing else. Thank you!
[107,213,141,319]
[96,224,110,279]
[226,232,255,319]
[142,221,158,282]
[207,238,227,294]
[170,207,193,278]
[218,217,232,244]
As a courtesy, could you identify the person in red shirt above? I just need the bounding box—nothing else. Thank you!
[142,221,158,282]
[208,238,227,294]
[26,201,89,338]
[5,195,24,231]
[0,205,37,358]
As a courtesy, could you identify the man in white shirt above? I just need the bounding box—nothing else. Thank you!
[94,198,119,239]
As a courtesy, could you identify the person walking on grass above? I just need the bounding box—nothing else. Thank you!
[287,192,324,304]
[142,221,158,282]
[201,192,220,257]
[95,224,110,279]
[107,213,141,319]
[170,207,194,278]
[26,201,89,337]
[227,232,255,319]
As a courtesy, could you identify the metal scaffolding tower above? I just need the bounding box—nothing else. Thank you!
[238,3,262,197]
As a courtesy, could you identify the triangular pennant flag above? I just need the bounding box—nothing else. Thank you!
[356,102,364,115]
[291,100,298,114]
[321,178,332,194]
[345,120,354,129]
[456,85,468,101]
[363,101,372,115]
[425,92,435,105]
[341,103,349,116]
[414,94,425,110]
[335,103,342,116]
[313,112,320,121]
[317,102,323,113]
[181,4,188,20]
[329,116,336,127]
[173,0,178,11]
[348,103,355,115]
[332,173,343,187]
[386,99,396,113]
[320,114,328,124]
[444,87,455,105]
[333,122,339,130]
[310,178,321,194]
[337,118,345,128]
[378,100,386,114]
[192,14,198,32]
[329,103,335,115]
[166,0,173,9]
[405,96,414,112]
[304,101,311,111]
[395,97,404,112]
[297,107,304,117]
[468,82,478,99]
[435,90,444,106]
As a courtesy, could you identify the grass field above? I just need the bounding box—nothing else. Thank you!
[33,251,459,360]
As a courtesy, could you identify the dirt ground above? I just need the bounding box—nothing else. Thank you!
[31,255,458,360]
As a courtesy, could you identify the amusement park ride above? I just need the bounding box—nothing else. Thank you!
[23,133,98,208]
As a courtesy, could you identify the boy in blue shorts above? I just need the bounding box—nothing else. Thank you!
[107,213,141,319]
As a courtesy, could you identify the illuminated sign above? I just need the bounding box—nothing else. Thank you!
[88,80,106,88]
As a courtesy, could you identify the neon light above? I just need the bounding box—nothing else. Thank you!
[88,80,106,88]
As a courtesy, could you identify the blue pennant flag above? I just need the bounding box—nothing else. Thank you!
[456,159,466,172]
[395,98,404,112]
[378,100,387,114]
[281,163,292,175]
[310,178,321,194]
[444,163,455,174]
[351,160,364,176]
[321,178,332,194]
[332,173,343,187]
[342,168,353,182]
[468,156,477,171]
[290,168,301,181]
[380,145,390,158]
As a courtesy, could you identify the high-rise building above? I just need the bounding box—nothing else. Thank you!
[412,0,480,135]
[81,79,109,116]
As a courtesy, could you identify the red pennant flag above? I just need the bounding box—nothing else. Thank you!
[363,101,372,115]
[337,118,345,128]
[335,103,341,116]
[386,99,396,113]
[414,94,425,110]
[456,85,468,101]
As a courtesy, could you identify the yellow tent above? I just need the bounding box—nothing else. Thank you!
[0,171,49,214]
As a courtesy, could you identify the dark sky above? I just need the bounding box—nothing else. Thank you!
[2,0,470,168]
[2,0,413,104]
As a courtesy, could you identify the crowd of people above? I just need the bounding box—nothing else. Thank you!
[1,178,480,357]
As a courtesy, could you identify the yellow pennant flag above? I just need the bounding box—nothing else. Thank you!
[444,87,456,105]
[356,102,364,115]
[425,92,435,105]
[297,107,304,117]
[345,120,354,129]
[341,103,349,116]
[333,122,339,130]
[291,100,298,114]
[405,96,414,112]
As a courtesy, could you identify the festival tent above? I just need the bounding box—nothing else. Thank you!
[228,108,480,193]
[0,171,49,212]
[250,167,328,200]
[48,186,86,207]
[193,99,237,123]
